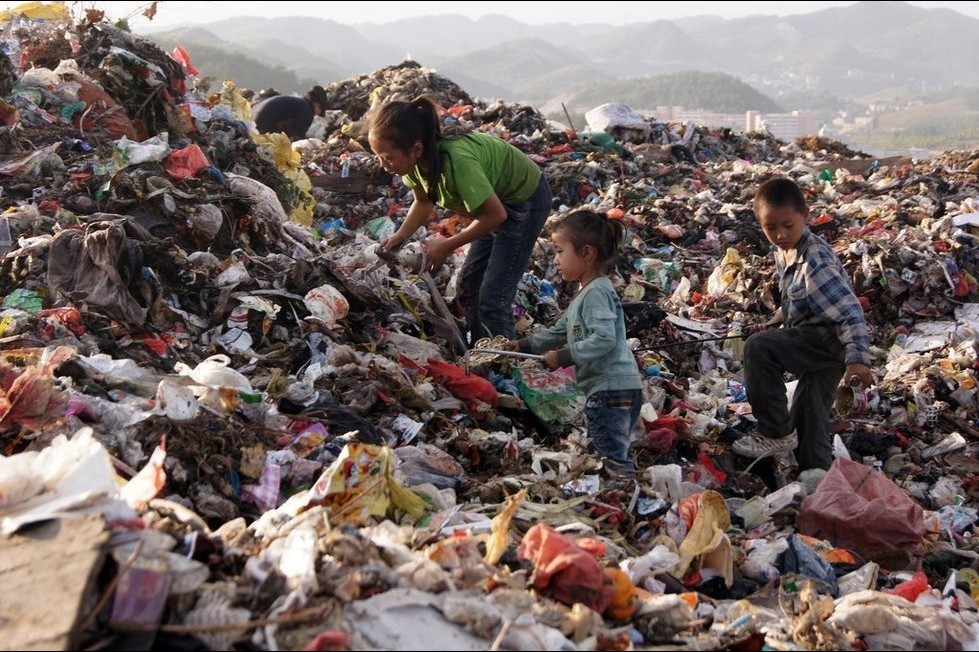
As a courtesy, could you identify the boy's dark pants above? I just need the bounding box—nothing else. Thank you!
[744,325,845,471]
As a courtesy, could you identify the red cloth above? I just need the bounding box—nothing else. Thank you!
[72,77,140,140]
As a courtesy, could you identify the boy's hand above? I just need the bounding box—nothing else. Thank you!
[746,317,780,336]
[844,363,874,388]
[746,309,784,336]
[502,340,519,351]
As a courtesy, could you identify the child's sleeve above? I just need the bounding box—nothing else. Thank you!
[807,262,871,365]
[521,313,569,353]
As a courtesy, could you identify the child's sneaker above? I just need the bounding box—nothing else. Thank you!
[732,431,798,458]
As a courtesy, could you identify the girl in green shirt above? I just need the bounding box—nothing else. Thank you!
[368,96,552,345]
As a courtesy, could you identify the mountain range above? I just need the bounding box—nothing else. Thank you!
[141,1,979,152]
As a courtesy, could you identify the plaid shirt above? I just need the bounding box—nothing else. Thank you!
[775,228,871,366]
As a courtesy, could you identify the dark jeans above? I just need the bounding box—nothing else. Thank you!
[743,325,845,471]
[585,388,643,471]
[458,176,552,345]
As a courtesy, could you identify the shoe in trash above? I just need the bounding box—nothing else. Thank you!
[732,431,798,458]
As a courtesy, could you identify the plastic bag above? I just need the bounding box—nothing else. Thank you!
[426,359,498,414]
[164,144,210,180]
[303,283,349,328]
[512,366,583,425]
[798,457,924,557]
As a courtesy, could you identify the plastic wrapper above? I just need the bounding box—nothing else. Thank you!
[512,366,583,425]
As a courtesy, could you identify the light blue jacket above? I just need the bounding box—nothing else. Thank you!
[519,276,642,397]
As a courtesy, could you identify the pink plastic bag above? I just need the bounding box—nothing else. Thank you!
[798,457,924,558]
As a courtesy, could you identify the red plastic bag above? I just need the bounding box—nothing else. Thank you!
[798,457,924,558]
[426,359,498,408]
[517,523,614,613]
[164,144,210,181]
[888,570,930,602]
[169,45,199,77]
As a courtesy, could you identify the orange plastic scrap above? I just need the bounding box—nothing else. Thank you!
[425,532,492,579]
[164,144,210,181]
[432,213,470,237]
[795,533,857,565]
[602,567,638,621]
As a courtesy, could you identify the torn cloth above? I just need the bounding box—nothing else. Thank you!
[46,217,151,326]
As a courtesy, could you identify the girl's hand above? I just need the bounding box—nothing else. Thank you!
[423,237,453,270]
[381,232,407,252]
[542,350,561,370]
[502,340,519,351]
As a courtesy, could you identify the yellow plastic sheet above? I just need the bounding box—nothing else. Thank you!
[673,490,734,587]
[304,442,426,526]
[484,487,526,565]
[0,1,70,23]
[217,79,252,123]
[253,132,315,226]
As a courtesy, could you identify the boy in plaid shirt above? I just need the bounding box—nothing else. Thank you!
[733,177,873,472]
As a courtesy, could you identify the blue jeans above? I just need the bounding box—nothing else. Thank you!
[585,388,642,471]
[459,176,552,345]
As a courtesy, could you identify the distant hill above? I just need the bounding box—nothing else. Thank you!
[430,38,602,103]
[858,93,979,151]
[574,19,725,79]
[139,2,979,103]
[150,29,321,94]
[361,14,617,61]
[561,71,784,115]
[136,1,979,150]
[189,17,403,78]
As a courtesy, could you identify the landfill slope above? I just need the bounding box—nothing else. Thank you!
[1,10,979,652]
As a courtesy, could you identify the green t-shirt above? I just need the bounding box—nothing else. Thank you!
[402,132,542,214]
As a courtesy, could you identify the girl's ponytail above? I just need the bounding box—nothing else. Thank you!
[413,96,442,203]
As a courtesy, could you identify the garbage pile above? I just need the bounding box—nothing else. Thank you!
[3,7,979,651]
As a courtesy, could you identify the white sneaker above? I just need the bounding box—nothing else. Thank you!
[732,431,798,458]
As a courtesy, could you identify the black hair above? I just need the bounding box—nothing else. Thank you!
[304,85,329,113]
[754,177,807,215]
[548,209,625,274]
[366,95,441,202]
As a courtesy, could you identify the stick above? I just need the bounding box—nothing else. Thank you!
[561,103,577,137]
[636,334,743,350]
[114,606,329,633]
[419,269,467,355]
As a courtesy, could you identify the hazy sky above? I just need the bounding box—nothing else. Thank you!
[7,1,978,28]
